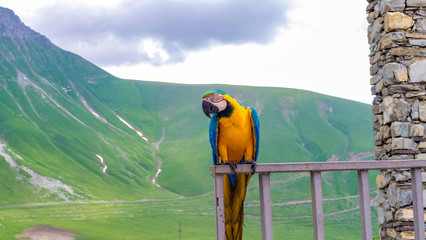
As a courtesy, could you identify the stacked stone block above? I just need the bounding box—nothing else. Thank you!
[367,0,426,239]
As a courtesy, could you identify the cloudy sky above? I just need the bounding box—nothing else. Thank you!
[2,0,372,104]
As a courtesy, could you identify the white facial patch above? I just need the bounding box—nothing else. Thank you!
[216,100,227,112]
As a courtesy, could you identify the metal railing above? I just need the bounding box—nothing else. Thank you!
[210,160,426,240]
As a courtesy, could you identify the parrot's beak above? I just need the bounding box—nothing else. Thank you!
[202,100,219,118]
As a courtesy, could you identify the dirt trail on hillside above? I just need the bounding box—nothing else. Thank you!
[16,225,76,240]
[152,128,171,192]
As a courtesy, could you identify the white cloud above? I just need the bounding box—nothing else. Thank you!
[138,38,170,63]
[17,0,289,66]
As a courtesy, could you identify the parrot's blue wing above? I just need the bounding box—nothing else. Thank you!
[250,108,260,161]
[209,113,219,165]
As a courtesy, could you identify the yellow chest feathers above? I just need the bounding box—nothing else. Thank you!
[217,106,254,161]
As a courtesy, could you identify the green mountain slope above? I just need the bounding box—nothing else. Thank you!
[0,7,376,239]
[0,7,170,203]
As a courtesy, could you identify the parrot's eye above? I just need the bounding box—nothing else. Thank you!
[209,93,223,103]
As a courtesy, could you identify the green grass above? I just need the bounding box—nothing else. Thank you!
[0,192,379,240]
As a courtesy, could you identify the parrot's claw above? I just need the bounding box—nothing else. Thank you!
[243,160,257,174]
[223,161,238,174]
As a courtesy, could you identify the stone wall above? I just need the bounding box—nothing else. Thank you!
[366,0,426,239]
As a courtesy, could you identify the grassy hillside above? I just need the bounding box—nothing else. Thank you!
[0,37,178,204]
[0,8,377,239]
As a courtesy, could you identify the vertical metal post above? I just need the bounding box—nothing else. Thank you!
[214,174,225,240]
[259,173,273,240]
[357,170,372,240]
[411,167,425,240]
[310,171,325,240]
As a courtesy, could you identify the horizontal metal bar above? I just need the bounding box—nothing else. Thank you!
[210,160,426,175]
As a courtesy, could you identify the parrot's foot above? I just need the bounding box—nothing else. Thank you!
[223,161,238,174]
[243,160,257,174]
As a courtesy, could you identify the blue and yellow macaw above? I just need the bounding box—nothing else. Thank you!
[202,90,260,240]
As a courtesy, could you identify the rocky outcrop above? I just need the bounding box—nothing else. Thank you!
[0,7,42,39]
[367,0,426,239]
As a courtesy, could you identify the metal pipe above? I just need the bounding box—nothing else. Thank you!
[358,170,373,240]
[259,173,273,240]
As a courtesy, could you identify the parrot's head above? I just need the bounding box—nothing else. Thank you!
[201,90,230,118]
